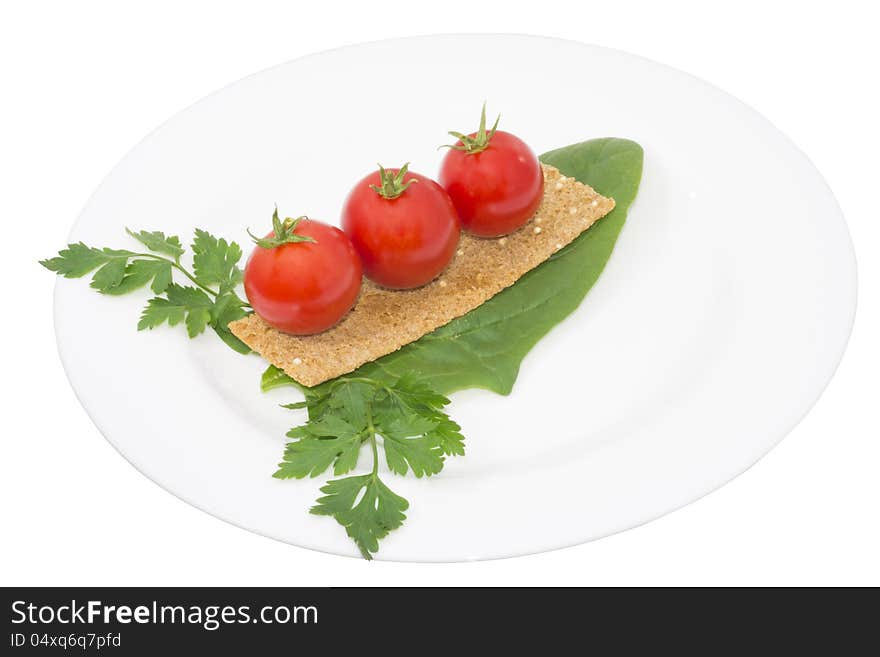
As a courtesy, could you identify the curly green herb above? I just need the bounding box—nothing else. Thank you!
[274,374,464,559]
[40,228,252,353]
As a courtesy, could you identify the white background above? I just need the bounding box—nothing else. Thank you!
[2,0,877,586]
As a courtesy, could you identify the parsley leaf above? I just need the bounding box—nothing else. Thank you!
[138,283,213,337]
[89,257,129,292]
[276,413,365,479]
[278,374,465,558]
[125,228,185,258]
[310,474,408,560]
[374,372,465,462]
[381,416,446,477]
[40,243,130,279]
[40,244,142,293]
[136,297,186,329]
[326,380,376,426]
[104,259,173,295]
[192,229,243,293]
[275,416,364,479]
[426,414,466,457]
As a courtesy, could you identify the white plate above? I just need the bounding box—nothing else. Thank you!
[54,35,857,561]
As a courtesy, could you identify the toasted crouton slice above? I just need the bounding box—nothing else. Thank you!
[229,164,614,387]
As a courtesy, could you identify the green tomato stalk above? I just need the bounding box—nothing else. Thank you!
[369,162,419,200]
[444,102,500,154]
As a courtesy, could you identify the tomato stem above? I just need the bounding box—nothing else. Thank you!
[442,102,500,154]
[247,206,317,249]
[369,162,418,200]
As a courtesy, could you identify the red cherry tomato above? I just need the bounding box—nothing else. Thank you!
[342,163,460,289]
[439,108,544,237]
[244,215,362,335]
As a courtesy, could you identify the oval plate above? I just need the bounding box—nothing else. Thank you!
[55,35,857,561]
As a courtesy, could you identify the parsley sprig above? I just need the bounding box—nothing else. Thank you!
[40,227,251,353]
[275,374,465,559]
[43,225,469,559]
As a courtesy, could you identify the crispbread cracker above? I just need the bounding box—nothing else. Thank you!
[229,164,614,386]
